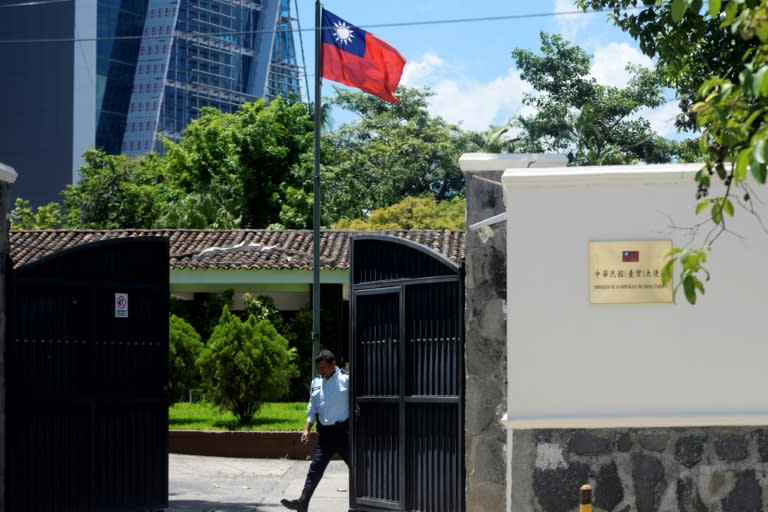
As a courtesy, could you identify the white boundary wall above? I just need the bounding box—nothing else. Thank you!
[500,163,768,429]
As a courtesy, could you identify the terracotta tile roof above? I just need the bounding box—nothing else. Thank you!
[9,229,465,270]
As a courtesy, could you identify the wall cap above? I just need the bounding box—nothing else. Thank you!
[501,162,704,188]
[0,162,17,184]
[501,412,768,429]
[459,152,568,172]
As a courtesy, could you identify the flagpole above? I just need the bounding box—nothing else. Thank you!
[311,0,322,368]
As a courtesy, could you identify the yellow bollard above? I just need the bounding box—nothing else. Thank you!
[579,484,592,512]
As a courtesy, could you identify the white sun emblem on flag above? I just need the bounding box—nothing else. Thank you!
[332,21,355,45]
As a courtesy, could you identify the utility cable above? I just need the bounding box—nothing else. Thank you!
[0,8,619,44]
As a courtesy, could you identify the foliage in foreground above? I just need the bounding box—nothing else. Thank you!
[197,307,298,424]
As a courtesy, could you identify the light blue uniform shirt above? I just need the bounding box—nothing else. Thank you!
[306,368,349,426]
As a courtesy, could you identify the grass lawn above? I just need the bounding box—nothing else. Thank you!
[169,401,306,431]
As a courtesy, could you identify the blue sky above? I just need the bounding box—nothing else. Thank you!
[294,0,682,137]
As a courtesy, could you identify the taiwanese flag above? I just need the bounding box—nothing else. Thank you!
[622,250,639,262]
[321,9,406,103]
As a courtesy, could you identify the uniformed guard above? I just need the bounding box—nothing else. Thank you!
[281,349,349,512]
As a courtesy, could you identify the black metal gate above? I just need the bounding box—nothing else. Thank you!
[349,235,464,512]
[7,237,169,512]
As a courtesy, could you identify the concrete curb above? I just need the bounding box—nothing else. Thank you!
[169,430,317,459]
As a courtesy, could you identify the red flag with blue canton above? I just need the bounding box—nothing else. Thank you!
[622,250,639,262]
[320,9,405,103]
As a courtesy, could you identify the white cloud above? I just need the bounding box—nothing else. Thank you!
[400,52,445,85]
[554,0,592,42]
[638,101,683,139]
[591,42,654,87]
[589,44,684,139]
[401,53,531,132]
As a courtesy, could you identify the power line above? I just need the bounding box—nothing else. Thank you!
[0,8,612,45]
[0,0,71,7]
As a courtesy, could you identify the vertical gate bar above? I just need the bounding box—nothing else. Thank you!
[417,300,422,397]
[427,292,432,397]
[429,295,435,397]
[373,306,376,395]
[389,296,395,395]
[381,298,385,394]
[435,292,440,396]
[437,289,443,396]
[443,406,449,511]
[447,284,453,395]
[418,292,422,397]
[90,285,98,511]
[388,406,393,500]
[445,285,451,395]
[374,301,379,395]
[367,315,372,397]
[434,406,439,511]
[371,301,375,396]
[399,287,406,509]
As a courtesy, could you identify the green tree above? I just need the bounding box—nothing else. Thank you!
[169,290,234,343]
[466,123,522,153]
[55,98,313,230]
[283,308,313,401]
[169,314,204,403]
[155,192,241,229]
[241,293,284,330]
[63,148,172,228]
[197,307,297,424]
[333,195,466,230]
[322,86,471,225]
[511,32,669,165]
[576,0,768,303]
[162,98,314,229]
[9,198,62,229]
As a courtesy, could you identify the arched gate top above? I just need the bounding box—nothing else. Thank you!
[351,234,460,285]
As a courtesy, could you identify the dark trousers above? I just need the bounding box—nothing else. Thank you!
[303,419,350,499]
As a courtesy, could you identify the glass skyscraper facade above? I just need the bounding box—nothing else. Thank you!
[96,0,150,154]
[120,0,301,155]
[90,0,302,156]
[0,0,300,205]
[268,0,302,99]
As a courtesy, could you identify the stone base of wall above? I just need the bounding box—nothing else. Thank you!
[510,427,768,512]
[169,431,318,459]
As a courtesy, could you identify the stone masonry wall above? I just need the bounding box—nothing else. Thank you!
[463,169,508,512]
[511,427,768,512]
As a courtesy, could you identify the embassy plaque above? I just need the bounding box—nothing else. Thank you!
[589,240,673,304]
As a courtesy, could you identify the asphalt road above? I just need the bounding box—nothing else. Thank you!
[168,453,350,512]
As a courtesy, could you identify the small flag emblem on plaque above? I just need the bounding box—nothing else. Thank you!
[622,250,639,262]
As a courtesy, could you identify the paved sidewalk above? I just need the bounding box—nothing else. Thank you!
[168,453,349,512]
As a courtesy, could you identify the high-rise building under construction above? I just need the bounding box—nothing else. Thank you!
[0,0,302,205]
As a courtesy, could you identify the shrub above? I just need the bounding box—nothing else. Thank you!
[241,293,284,329]
[284,308,313,401]
[197,307,298,424]
[241,294,313,401]
[169,314,204,403]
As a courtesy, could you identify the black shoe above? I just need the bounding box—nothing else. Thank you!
[280,498,307,512]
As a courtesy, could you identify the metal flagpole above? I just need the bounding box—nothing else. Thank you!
[311,0,322,368]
